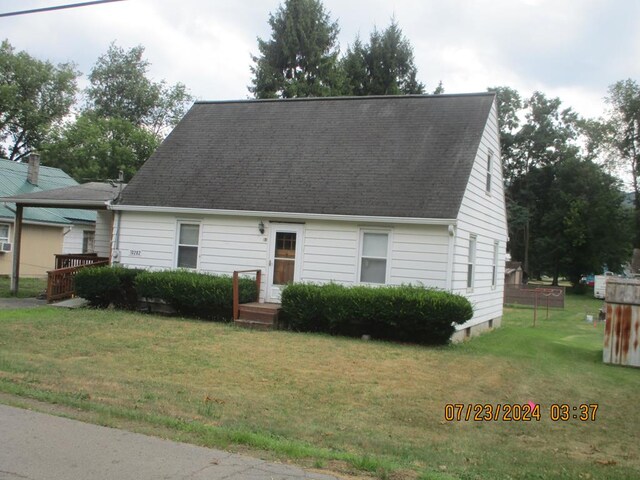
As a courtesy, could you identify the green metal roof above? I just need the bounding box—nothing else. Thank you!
[0,159,96,225]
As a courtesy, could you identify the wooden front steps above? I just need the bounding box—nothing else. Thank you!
[234,302,281,330]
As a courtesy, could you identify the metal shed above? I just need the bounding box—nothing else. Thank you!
[604,278,640,368]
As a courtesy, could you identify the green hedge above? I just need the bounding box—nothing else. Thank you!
[281,283,473,345]
[75,266,143,309]
[135,270,257,321]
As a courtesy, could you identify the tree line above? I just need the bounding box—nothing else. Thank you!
[1,0,639,286]
[0,40,193,181]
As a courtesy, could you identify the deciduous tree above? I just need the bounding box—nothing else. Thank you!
[86,43,192,138]
[604,79,640,245]
[0,40,77,161]
[41,112,158,182]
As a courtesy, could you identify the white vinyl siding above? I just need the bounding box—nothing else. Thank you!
[62,225,96,254]
[116,213,452,303]
[453,98,507,330]
[94,211,112,258]
[176,223,200,269]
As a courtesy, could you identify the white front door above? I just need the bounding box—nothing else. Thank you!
[266,224,304,303]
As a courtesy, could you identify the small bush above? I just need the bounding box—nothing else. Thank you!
[135,270,257,321]
[281,283,473,345]
[75,266,143,309]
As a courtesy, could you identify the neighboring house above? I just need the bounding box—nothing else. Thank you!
[0,156,96,277]
[112,93,507,338]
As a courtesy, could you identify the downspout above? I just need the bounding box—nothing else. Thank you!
[446,224,456,292]
[109,175,125,264]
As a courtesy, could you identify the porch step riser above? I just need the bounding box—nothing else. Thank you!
[238,310,278,323]
[234,319,274,331]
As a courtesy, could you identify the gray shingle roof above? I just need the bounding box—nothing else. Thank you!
[119,93,495,219]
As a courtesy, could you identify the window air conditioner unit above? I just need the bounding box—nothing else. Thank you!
[1,243,12,253]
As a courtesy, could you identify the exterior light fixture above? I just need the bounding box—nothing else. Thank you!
[259,220,265,234]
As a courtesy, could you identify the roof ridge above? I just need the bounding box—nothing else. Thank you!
[195,92,495,106]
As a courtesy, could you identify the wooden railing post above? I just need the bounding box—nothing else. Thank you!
[255,270,261,302]
[232,269,264,321]
[232,271,239,321]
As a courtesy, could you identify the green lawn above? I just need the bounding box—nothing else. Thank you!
[0,294,638,479]
[0,276,46,298]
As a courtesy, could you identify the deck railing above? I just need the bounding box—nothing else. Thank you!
[54,253,109,270]
[47,258,109,303]
[232,269,262,320]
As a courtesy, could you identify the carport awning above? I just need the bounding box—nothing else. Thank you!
[0,182,123,210]
[1,182,122,296]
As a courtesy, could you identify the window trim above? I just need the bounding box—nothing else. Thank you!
[486,150,493,194]
[357,228,392,285]
[492,240,499,289]
[0,223,10,244]
[175,221,201,270]
[467,234,477,290]
[82,230,95,254]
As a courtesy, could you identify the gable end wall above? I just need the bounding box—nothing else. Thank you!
[452,99,508,332]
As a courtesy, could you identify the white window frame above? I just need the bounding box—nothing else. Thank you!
[175,221,201,270]
[486,151,493,194]
[467,234,477,290]
[82,230,95,254]
[0,224,10,243]
[492,240,499,288]
[357,228,392,285]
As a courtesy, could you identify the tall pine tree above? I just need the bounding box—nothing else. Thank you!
[342,19,424,96]
[249,0,341,98]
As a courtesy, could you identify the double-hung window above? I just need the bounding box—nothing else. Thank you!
[492,241,499,288]
[486,151,493,193]
[0,224,9,244]
[359,230,389,284]
[177,223,200,269]
[467,235,477,289]
[82,230,95,254]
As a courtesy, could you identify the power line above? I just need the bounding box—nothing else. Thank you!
[0,0,125,18]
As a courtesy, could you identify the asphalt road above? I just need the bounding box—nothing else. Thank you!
[0,404,339,480]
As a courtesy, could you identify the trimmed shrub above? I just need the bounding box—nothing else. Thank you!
[75,266,143,309]
[135,270,257,321]
[75,266,119,308]
[281,283,473,345]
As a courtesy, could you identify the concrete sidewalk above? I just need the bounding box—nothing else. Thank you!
[0,297,46,309]
[0,404,340,480]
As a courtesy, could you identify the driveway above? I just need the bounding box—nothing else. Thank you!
[0,404,339,480]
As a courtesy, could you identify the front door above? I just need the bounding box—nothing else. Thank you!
[267,225,303,303]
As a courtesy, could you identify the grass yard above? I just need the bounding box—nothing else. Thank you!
[0,295,638,479]
[0,276,46,298]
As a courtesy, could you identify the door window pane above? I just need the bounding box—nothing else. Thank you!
[275,232,296,259]
[273,232,296,284]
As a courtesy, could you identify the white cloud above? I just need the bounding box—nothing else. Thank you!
[1,0,638,117]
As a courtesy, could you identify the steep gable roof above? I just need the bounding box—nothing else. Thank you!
[0,159,95,225]
[119,93,495,219]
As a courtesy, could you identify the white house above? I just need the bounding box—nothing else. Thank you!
[110,93,507,339]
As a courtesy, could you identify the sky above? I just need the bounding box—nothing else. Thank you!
[1,0,639,119]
